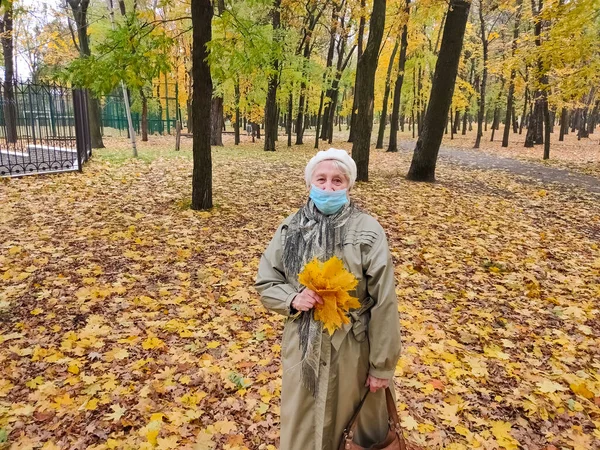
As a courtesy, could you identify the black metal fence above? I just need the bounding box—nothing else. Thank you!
[0,82,91,177]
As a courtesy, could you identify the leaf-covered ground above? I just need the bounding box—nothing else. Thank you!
[438,129,600,179]
[1,139,599,450]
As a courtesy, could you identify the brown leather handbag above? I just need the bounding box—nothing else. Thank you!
[338,388,408,450]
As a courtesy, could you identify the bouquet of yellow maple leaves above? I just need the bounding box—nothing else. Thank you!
[297,256,360,335]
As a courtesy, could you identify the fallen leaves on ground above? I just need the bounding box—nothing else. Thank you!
[0,138,599,449]
[439,128,600,178]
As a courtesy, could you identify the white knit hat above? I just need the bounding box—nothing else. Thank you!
[304,148,357,189]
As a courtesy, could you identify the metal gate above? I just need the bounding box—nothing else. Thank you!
[0,82,91,177]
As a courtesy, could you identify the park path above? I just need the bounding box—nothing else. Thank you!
[398,140,600,195]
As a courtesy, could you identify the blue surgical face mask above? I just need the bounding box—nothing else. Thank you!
[309,185,348,215]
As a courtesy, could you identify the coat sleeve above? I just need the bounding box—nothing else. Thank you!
[254,223,298,316]
[364,226,401,379]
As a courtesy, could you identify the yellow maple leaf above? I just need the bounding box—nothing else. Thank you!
[157,435,180,449]
[454,425,471,437]
[105,347,129,361]
[142,336,165,350]
[195,429,216,450]
[85,398,99,410]
[213,419,237,433]
[105,404,126,422]
[400,414,419,430]
[25,376,43,389]
[570,382,595,399]
[491,421,520,450]
[537,379,567,394]
[568,431,592,450]
[145,420,162,446]
[53,393,74,408]
[483,345,510,360]
[298,257,360,335]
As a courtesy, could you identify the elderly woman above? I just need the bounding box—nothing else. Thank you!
[255,148,401,450]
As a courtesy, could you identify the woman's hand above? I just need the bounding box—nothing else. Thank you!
[365,375,389,393]
[291,288,323,311]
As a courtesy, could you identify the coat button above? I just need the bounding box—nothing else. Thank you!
[321,361,327,367]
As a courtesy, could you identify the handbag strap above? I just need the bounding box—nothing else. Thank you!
[342,388,370,436]
[342,387,408,450]
[385,388,408,450]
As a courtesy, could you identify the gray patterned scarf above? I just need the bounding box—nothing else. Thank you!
[282,199,358,396]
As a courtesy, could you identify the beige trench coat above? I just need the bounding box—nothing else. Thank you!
[255,210,402,450]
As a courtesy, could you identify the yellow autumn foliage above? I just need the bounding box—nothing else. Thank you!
[298,256,360,335]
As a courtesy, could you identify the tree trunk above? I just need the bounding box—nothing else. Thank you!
[490,79,504,141]
[326,37,354,143]
[191,0,213,210]
[264,0,281,151]
[88,97,105,149]
[294,8,324,145]
[452,109,460,135]
[416,65,422,136]
[520,84,528,135]
[303,102,310,131]
[490,108,499,141]
[140,88,148,141]
[186,82,193,133]
[534,100,544,144]
[287,92,293,147]
[0,6,17,144]
[502,0,522,147]
[543,93,551,159]
[351,0,386,181]
[117,0,127,15]
[526,0,547,148]
[375,40,399,149]
[295,40,311,145]
[255,122,261,139]
[315,5,341,149]
[331,88,346,143]
[559,107,567,141]
[589,100,599,134]
[407,0,471,182]
[578,108,589,139]
[210,0,225,147]
[578,88,596,139]
[387,6,410,153]
[462,59,475,136]
[524,103,532,145]
[210,97,224,146]
[572,108,580,133]
[67,0,104,148]
[321,21,344,144]
[348,0,366,143]
[234,80,240,145]
[526,99,545,146]
[474,0,487,149]
[502,80,516,147]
